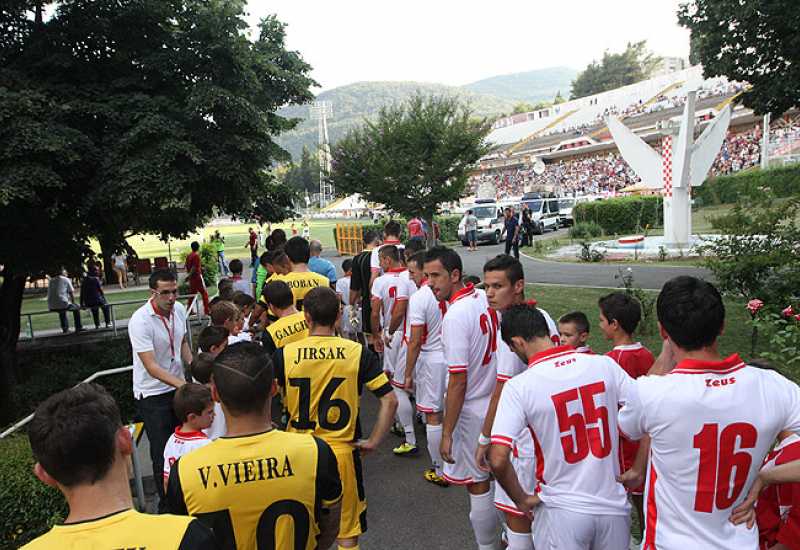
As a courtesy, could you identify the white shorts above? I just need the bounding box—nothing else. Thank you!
[391,341,409,389]
[532,506,630,550]
[443,396,491,485]
[382,331,404,377]
[494,454,537,517]
[415,349,447,414]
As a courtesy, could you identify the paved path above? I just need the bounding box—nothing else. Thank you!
[318,228,711,291]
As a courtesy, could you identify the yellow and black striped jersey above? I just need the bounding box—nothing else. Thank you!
[258,271,330,311]
[262,311,309,356]
[20,509,217,550]
[274,335,392,449]
[166,430,341,550]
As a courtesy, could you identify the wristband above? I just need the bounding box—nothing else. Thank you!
[478,433,491,446]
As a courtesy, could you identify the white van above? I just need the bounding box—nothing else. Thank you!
[520,194,560,234]
[557,197,590,227]
[458,199,505,245]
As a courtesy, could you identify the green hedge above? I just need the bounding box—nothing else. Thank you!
[573,196,663,235]
[0,436,68,548]
[12,340,135,425]
[695,165,800,205]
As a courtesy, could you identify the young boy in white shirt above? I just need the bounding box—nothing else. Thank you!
[163,383,214,490]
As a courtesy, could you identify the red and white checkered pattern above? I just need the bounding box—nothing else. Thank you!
[662,135,673,197]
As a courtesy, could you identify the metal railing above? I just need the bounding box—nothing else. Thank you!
[4,293,202,511]
[20,293,202,342]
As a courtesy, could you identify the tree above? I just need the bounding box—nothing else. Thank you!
[0,0,312,424]
[678,0,800,116]
[553,90,565,104]
[570,41,660,99]
[329,94,491,245]
[512,102,536,114]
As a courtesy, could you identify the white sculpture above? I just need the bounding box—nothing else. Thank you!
[606,90,731,247]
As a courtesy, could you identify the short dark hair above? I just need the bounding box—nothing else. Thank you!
[190,352,217,384]
[213,342,274,415]
[229,258,243,274]
[363,229,379,246]
[211,300,240,326]
[199,325,229,351]
[467,209,473,215]
[404,239,426,256]
[284,236,310,264]
[264,249,288,266]
[269,229,287,250]
[483,254,524,285]
[232,291,255,309]
[259,251,271,267]
[384,220,401,238]
[598,292,642,335]
[559,311,590,334]
[379,244,401,263]
[264,280,294,310]
[191,241,200,251]
[408,251,426,270]
[424,246,462,278]
[501,304,550,346]
[657,276,724,351]
[149,269,176,289]
[464,275,482,287]
[28,383,121,487]
[342,259,353,273]
[304,286,340,327]
[173,383,213,423]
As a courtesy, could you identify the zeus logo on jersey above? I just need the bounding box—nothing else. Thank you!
[705,377,736,388]
[294,346,346,363]
[197,455,294,489]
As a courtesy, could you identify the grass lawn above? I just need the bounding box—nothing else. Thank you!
[22,289,152,334]
[526,283,762,366]
[107,218,370,262]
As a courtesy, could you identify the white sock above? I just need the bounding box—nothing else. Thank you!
[394,387,416,446]
[426,423,444,475]
[469,489,499,549]
[505,528,533,550]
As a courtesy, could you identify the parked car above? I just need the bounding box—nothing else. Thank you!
[457,199,506,245]
[521,195,560,234]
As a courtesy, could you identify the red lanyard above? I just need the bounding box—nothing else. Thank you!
[151,300,175,359]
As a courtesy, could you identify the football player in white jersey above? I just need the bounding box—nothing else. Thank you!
[424,246,500,550]
[490,304,637,550]
[404,251,449,486]
[475,255,559,550]
[371,244,418,456]
[618,276,800,550]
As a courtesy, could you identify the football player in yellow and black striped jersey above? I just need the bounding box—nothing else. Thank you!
[166,342,342,550]
[261,280,309,356]
[256,237,329,313]
[273,286,398,550]
[22,383,218,550]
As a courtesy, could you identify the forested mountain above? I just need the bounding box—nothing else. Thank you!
[462,66,577,103]
[276,81,518,160]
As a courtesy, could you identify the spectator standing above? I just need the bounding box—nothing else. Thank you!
[520,205,533,247]
[110,250,128,290]
[128,270,193,512]
[308,240,337,286]
[211,231,228,276]
[47,269,83,334]
[503,207,521,259]
[408,216,425,243]
[302,220,310,240]
[464,210,478,251]
[227,259,252,297]
[79,268,111,329]
[184,241,210,315]
[245,227,259,288]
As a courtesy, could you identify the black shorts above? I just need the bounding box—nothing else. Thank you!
[360,297,372,334]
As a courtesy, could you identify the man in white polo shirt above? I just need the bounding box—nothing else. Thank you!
[128,269,192,512]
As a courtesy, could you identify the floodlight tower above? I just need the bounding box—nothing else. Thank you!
[309,101,334,207]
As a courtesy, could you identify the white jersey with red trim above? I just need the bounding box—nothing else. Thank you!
[492,346,633,516]
[370,239,404,273]
[163,428,211,480]
[406,283,447,353]
[495,307,560,458]
[371,268,411,329]
[441,284,497,402]
[618,354,800,550]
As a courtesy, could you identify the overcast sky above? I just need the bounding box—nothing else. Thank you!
[245,0,691,92]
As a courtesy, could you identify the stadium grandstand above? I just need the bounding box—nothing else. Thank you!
[469,65,800,199]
